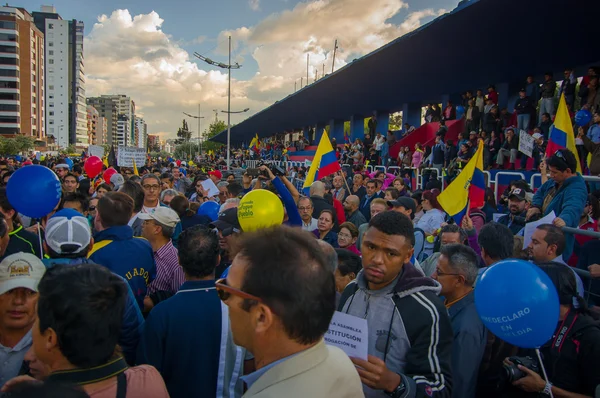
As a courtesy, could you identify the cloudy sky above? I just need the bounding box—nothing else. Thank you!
[19,0,459,139]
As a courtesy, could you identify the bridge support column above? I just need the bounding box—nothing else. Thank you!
[329,119,345,144]
[350,115,364,142]
[402,102,422,130]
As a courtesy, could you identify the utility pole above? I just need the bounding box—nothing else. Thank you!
[332,39,338,73]
[226,35,232,169]
[294,81,297,92]
[197,103,201,157]
[213,109,219,123]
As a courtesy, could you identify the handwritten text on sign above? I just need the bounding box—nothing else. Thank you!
[518,130,534,158]
[324,311,368,360]
[117,146,146,168]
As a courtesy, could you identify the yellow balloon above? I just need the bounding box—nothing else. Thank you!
[237,189,284,232]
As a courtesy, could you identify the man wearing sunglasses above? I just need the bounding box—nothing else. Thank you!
[527,148,587,262]
[138,225,245,398]
[210,208,242,279]
[217,226,363,398]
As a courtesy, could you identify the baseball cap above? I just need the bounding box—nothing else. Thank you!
[55,163,69,169]
[210,208,241,236]
[138,207,181,228]
[532,132,543,140]
[0,253,46,295]
[110,173,125,190]
[45,209,92,255]
[469,131,477,136]
[209,170,223,180]
[387,197,417,219]
[508,188,527,202]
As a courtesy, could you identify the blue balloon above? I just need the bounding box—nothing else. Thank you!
[197,201,220,221]
[65,158,74,170]
[475,259,559,348]
[179,167,187,176]
[574,109,592,126]
[7,165,61,218]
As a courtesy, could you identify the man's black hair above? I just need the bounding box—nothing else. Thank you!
[227,182,244,197]
[440,223,467,243]
[536,262,589,313]
[335,248,362,277]
[547,148,577,173]
[60,192,89,213]
[411,190,423,205]
[368,211,415,246]
[477,222,513,260]
[536,224,566,256]
[63,172,78,182]
[237,226,335,345]
[178,225,220,278]
[160,172,174,182]
[37,264,127,368]
[118,180,145,213]
[72,165,83,175]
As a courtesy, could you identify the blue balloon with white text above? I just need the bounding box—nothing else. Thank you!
[475,259,559,348]
[7,165,61,218]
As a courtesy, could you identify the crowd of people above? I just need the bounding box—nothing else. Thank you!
[0,140,598,398]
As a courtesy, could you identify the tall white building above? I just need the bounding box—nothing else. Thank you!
[33,6,86,148]
[135,116,147,149]
[116,114,129,147]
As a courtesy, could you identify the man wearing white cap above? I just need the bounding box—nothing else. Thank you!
[54,164,69,180]
[0,253,45,388]
[140,207,185,306]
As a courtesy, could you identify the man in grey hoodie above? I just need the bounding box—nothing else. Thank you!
[339,211,453,398]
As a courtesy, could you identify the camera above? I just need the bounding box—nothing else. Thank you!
[502,356,540,383]
[257,161,285,177]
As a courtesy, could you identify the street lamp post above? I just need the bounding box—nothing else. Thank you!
[194,35,241,170]
[183,103,204,159]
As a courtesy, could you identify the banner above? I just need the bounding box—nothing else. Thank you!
[88,145,105,158]
[518,130,534,158]
[117,146,146,168]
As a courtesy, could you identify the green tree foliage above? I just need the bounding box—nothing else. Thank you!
[0,136,35,155]
[174,142,199,160]
[176,119,191,144]
[202,120,227,152]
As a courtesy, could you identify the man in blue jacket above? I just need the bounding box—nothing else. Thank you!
[527,149,587,262]
[42,208,144,365]
[89,191,156,310]
[137,225,245,398]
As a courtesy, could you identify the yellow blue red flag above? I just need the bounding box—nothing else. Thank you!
[545,93,581,173]
[302,130,340,194]
[437,139,485,222]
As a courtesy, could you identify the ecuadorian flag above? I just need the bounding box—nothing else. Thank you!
[438,139,485,223]
[546,94,581,173]
[302,130,341,194]
[249,134,259,151]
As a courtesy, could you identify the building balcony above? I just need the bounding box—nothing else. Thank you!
[0,122,19,128]
[0,99,19,105]
[0,41,18,47]
[0,111,19,117]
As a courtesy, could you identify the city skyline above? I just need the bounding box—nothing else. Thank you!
[11,0,457,141]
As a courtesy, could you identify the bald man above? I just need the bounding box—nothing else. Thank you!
[343,195,367,228]
[310,181,337,228]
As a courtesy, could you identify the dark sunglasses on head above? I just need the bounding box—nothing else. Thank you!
[215,278,262,303]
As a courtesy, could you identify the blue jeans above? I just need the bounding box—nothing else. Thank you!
[517,114,530,132]
[539,97,555,120]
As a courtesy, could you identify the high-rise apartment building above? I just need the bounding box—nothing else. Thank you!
[96,115,106,145]
[0,6,44,139]
[135,116,147,149]
[86,104,97,144]
[148,134,159,151]
[87,94,134,146]
[116,113,129,146]
[33,6,86,148]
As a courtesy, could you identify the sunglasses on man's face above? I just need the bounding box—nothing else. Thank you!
[215,278,262,303]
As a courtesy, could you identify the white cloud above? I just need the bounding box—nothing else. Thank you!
[85,2,452,139]
[249,0,260,11]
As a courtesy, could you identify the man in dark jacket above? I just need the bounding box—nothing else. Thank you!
[559,68,577,110]
[497,188,530,234]
[359,179,384,221]
[539,72,556,121]
[496,128,519,169]
[89,191,156,310]
[432,244,486,398]
[340,212,453,398]
[42,209,144,365]
[309,181,337,228]
[514,88,535,132]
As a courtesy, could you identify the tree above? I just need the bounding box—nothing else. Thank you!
[59,144,77,155]
[174,142,200,160]
[14,135,35,153]
[176,119,191,144]
[202,120,227,152]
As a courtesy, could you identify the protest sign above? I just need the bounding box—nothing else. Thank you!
[324,311,368,360]
[201,179,219,197]
[518,130,534,157]
[117,146,146,168]
[88,145,104,158]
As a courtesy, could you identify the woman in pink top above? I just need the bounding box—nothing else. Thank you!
[412,143,424,168]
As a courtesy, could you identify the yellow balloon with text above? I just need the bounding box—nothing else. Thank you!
[237,189,284,232]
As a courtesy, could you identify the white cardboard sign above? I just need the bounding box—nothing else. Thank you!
[88,145,104,158]
[324,311,368,360]
[523,211,556,249]
[117,146,146,167]
[201,179,220,197]
[518,130,534,158]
